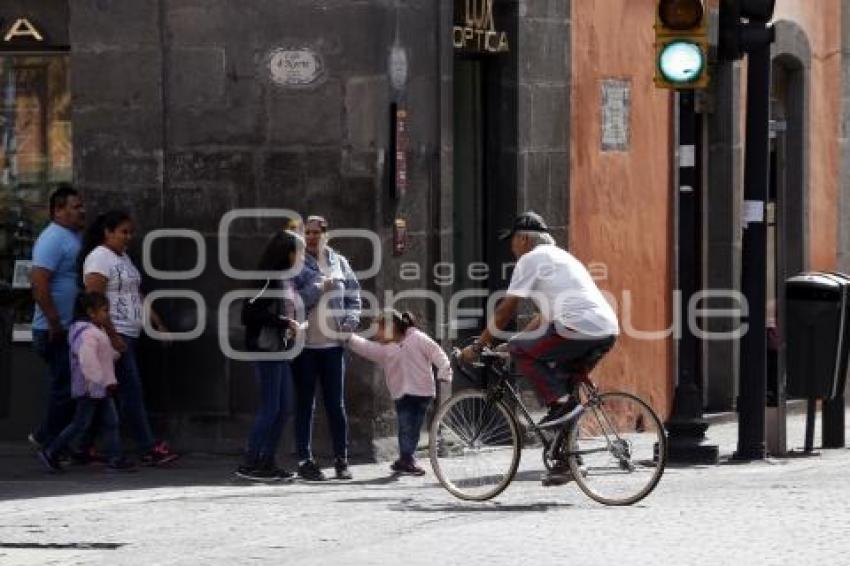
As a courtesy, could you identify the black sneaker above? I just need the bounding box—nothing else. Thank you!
[257,459,295,482]
[393,459,426,476]
[105,458,136,473]
[541,459,573,486]
[297,460,327,481]
[235,466,284,482]
[334,458,353,480]
[37,449,62,473]
[274,467,295,481]
[538,396,583,429]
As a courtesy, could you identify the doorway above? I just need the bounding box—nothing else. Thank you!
[452,58,488,338]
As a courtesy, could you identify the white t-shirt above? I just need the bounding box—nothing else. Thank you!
[507,245,619,337]
[83,246,144,337]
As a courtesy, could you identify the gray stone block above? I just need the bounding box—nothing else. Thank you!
[268,80,344,146]
[518,84,533,150]
[520,20,570,84]
[71,49,162,110]
[341,150,380,180]
[167,47,227,109]
[521,0,571,20]
[73,107,163,152]
[523,151,550,216]
[345,77,390,151]
[168,96,264,146]
[69,0,159,48]
[78,143,161,187]
[165,0,254,47]
[80,187,162,230]
[163,185,245,233]
[168,151,253,185]
[259,151,304,205]
[530,85,569,151]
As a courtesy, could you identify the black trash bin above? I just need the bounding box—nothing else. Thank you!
[785,272,850,401]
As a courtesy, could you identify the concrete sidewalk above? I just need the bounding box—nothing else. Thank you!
[1,408,849,565]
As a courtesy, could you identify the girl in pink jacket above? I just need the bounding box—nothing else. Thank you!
[37,292,132,472]
[347,309,452,475]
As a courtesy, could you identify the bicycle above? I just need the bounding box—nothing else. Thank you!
[429,341,667,505]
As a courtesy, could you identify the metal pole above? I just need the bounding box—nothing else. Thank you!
[735,23,773,461]
[666,90,718,464]
[804,397,817,452]
[822,395,846,448]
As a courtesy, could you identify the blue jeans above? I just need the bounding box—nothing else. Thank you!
[115,335,155,453]
[293,347,348,461]
[46,397,122,463]
[247,361,293,463]
[395,395,432,461]
[32,329,75,445]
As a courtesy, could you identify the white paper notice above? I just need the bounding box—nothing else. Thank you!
[679,145,696,168]
[743,200,765,224]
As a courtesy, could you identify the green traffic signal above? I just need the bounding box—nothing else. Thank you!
[658,40,706,85]
[654,0,708,89]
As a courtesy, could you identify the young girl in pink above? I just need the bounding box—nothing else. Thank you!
[37,291,131,472]
[346,309,452,475]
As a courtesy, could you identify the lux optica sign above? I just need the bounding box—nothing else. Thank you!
[453,0,509,54]
[1,18,44,42]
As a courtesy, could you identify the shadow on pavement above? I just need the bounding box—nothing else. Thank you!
[389,500,573,513]
[0,446,273,503]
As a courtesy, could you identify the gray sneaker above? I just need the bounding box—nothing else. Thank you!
[538,396,583,429]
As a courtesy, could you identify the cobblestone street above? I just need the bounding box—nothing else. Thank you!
[1,409,848,565]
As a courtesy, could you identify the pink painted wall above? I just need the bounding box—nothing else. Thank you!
[570,0,674,417]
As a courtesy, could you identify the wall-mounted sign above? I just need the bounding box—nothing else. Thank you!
[393,218,408,256]
[601,79,631,152]
[453,0,509,54]
[394,108,409,198]
[2,18,44,43]
[267,48,324,88]
[388,45,408,92]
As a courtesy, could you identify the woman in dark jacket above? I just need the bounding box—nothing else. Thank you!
[236,230,304,482]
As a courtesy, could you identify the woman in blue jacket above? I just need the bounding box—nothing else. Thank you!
[292,216,361,481]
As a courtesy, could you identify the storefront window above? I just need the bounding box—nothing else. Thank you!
[0,55,72,340]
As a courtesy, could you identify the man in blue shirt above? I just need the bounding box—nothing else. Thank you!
[29,184,86,448]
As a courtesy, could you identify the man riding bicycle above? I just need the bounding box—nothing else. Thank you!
[460,212,619,483]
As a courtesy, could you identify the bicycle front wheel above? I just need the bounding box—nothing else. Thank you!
[429,390,521,501]
[568,391,667,506]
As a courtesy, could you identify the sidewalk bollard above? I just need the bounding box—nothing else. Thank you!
[822,394,846,448]
[804,397,817,453]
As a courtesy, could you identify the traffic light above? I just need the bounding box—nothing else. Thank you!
[654,0,709,89]
[718,0,776,62]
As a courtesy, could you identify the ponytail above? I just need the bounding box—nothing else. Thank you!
[399,311,417,331]
[382,308,417,334]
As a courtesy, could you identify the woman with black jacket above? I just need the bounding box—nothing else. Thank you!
[236,230,304,482]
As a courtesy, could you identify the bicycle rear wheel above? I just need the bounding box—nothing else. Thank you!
[567,391,666,506]
[429,390,521,501]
